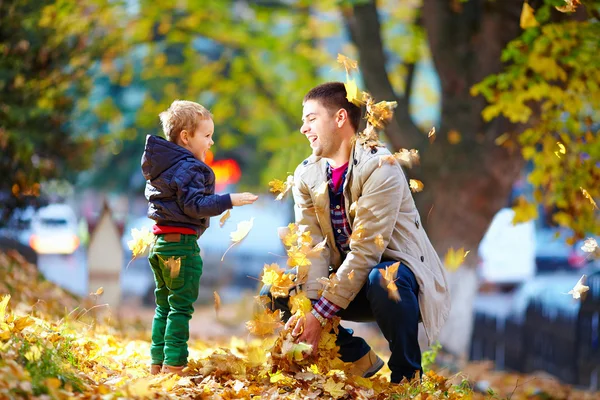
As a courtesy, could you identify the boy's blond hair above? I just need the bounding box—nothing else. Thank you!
[159,100,212,143]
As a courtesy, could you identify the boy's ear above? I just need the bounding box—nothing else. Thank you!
[179,130,189,145]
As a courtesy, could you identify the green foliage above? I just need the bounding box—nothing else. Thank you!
[472,0,600,239]
[422,341,442,372]
[0,0,126,221]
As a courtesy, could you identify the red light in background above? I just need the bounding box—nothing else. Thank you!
[204,150,242,191]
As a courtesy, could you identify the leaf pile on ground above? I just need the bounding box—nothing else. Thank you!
[0,250,597,399]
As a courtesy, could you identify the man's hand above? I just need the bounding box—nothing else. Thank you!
[286,311,323,354]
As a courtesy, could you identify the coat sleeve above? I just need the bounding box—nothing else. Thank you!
[292,164,331,300]
[174,164,232,219]
[322,157,405,308]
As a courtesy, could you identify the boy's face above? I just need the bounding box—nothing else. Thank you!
[300,99,340,158]
[179,117,214,162]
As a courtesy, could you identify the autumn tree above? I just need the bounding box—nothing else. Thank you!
[0,0,125,223]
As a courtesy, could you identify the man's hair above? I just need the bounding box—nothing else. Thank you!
[159,100,212,142]
[303,82,362,132]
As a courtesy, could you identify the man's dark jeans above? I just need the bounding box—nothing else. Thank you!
[259,261,422,383]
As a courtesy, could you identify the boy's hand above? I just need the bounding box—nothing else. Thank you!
[231,192,258,206]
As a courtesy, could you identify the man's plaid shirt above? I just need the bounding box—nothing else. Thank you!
[313,162,352,320]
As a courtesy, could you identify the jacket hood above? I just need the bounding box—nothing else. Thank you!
[141,135,193,180]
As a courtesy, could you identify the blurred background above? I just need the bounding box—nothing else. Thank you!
[1,0,599,391]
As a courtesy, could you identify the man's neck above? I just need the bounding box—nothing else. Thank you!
[324,139,353,169]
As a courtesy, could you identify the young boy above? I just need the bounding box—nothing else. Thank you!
[141,100,257,375]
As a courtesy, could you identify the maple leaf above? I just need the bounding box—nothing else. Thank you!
[214,291,221,315]
[581,238,598,253]
[323,377,346,399]
[378,154,396,168]
[345,79,361,106]
[380,262,401,302]
[127,227,154,258]
[428,127,436,143]
[269,175,294,201]
[308,238,327,256]
[287,246,311,268]
[555,0,580,13]
[246,308,283,336]
[444,247,470,271]
[580,187,598,210]
[336,53,358,74]
[261,263,296,298]
[511,196,539,224]
[221,217,254,261]
[410,179,424,193]
[394,148,420,168]
[350,224,365,242]
[290,292,312,315]
[219,209,231,228]
[568,275,589,300]
[520,2,539,29]
[375,234,385,251]
[317,273,339,292]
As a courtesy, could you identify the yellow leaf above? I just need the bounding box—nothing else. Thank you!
[409,179,424,193]
[511,196,539,224]
[394,149,420,168]
[380,262,400,301]
[261,264,295,298]
[287,246,311,269]
[520,3,539,29]
[213,291,221,314]
[219,209,231,228]
[290,292,312,315]
[349,224,365,242]
[221,218,254,261]
[345,79,361,106]
[375,234,385,250]
[444,247,469,271]
[127,227,154,257]
[337,53,358,73]
[246,308,283,336]
[378,155,396,168]
[0,294,10,322]
[568,275,589,300]
[447,129,462,144]
[13,316,34,332]
[428,127,436,143]
[349,201,358,217]
[24,345,42,362]
[556,0,580,13]
[347,270,355,280]
[269,175,294,201]
[581,187,598,210]
[309,238,327,256]
[324,378,346,399]
[90,287,104,296]
[557,141,566,154]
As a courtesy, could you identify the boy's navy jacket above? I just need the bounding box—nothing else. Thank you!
[141,135,232,236]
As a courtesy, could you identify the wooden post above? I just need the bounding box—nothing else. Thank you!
[87,201,122,310]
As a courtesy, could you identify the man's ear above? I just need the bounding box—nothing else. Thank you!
[336,108,348,128]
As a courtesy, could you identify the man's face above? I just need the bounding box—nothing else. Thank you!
[300,99,339,158]
[181,117,214,162]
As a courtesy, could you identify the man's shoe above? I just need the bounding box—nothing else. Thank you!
[348,350,385,378]
[161,364,187,376]
[150,364,162,375]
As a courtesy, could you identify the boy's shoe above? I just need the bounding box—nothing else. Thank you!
[161,364,187,376]
[348,350,385,378]
[150,364,163,375]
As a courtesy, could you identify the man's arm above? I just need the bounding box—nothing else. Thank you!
[292,164,330,300]
[322,157,405,309]
[175,165,233,218]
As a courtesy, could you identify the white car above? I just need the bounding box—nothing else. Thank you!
[29,204,80,255]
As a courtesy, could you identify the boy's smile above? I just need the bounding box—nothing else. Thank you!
[180,117,214,162]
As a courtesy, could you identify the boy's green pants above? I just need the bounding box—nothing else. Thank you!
[148,233,203,367]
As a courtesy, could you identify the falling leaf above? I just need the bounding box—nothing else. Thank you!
[380,262,401,301]
[428,127,436,143]
[269,175,294,201]
[556,0,581,13]
[347,270,355,281]
[447,129,462,144]
[214,291,221,315]
[520,3,539,29]
[287,247,311,269]
[219,210,231,228]
[336,53,358,73]
[378,155,396,167]
[568,275,589,300]
[344,79,361,106]
[512,196,539,224]
[221,218,254,261]
[261,263,296,298]
[90,287,104,296]
[290,292,312,315]
[350,225,365,241]
[581,238,598,253]
[375,234,385,250]
[394,149,420,168]
[246,308,283,336]
[409,179,424,193]
[444,247,469,271]
[317,273,339,292]
[127,227,154,258]
[580,187,598,209]
[308,238,327,256]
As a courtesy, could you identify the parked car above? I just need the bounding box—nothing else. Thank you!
[29,204,80,255]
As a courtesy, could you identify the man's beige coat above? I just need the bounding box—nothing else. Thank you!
[292,144,450,344]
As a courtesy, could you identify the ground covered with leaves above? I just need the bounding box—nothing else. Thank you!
[0,250,597,399]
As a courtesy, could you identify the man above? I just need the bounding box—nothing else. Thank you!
[260,82,450,383]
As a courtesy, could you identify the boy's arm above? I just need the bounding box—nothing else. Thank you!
[175,165,232,218]
[292,165,330,300]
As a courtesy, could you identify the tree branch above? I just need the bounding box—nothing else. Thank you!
[342,0,425,151]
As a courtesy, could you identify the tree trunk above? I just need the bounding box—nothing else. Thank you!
[344,0,525,356]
